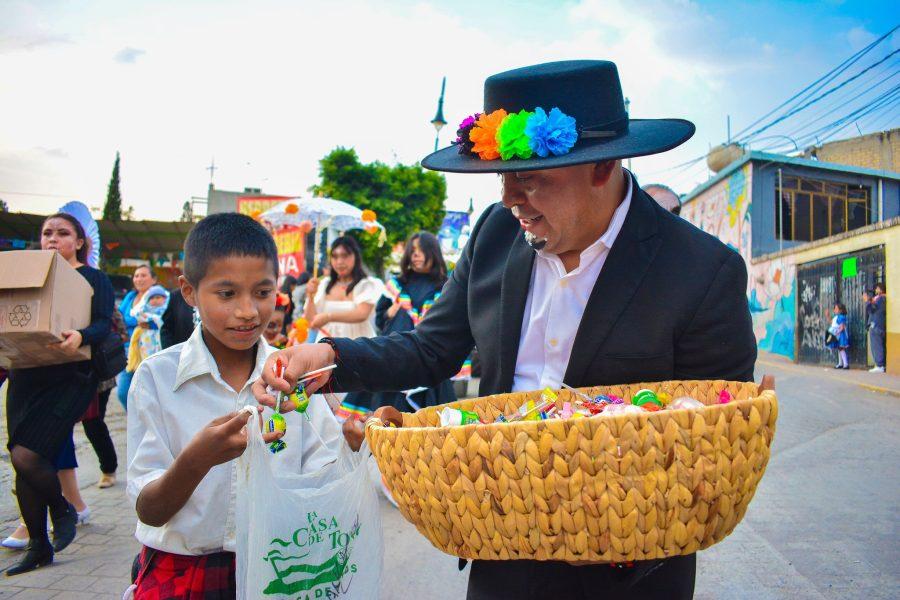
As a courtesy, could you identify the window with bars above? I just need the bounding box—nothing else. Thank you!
[775,175,871,242]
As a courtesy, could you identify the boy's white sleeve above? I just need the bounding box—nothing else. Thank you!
[126,365,175,507]
[300,395,343,473]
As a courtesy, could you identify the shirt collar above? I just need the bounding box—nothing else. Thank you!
[173,326,270,392]
[536,169,633,270]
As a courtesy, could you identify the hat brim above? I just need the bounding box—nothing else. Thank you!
[421,118,695,173]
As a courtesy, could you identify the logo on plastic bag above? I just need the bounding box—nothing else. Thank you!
[263,511,361,598]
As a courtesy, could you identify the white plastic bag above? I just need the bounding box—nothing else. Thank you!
[236,411,383,599]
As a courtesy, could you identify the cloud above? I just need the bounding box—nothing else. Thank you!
[35,146,69,159]
[846,26,877,50]
[114,47,146,64]
[0,1,71,54]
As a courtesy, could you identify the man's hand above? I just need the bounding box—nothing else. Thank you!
[342,419,365,452]
[57,330,83,355]
[182,409,283,472]
[252,344,336,411]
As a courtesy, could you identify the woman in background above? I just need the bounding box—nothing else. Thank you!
[370,232,456,410]
[115,264,156,409]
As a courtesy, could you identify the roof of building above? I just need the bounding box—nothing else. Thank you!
[0,212,193,255]
[681,150,900,205]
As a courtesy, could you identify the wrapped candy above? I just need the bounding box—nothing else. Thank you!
[266,413,287,435]
[670,396,706,410]
[292,382,310,416]
[631,389,662,408]
[601,403,645,416]
[718,389,733,404]
[439,407,481,427]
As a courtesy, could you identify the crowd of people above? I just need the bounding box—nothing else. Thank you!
[1,59,892,600]
[1,206,459,576]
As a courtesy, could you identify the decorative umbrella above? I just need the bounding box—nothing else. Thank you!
[260,197,385,277]
[59,201,100,268]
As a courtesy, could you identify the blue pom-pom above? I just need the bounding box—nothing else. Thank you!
[525,107,578,158]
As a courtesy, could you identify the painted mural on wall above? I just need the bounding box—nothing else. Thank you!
[682,165,796,359]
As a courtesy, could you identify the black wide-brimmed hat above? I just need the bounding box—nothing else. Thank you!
[421,60,695,173]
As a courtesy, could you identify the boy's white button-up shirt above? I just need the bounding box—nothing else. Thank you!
[126,327,341,556]
[512,175,632,392]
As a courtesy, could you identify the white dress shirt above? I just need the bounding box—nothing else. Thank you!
[512,175,633,392]
[126,327,341,556]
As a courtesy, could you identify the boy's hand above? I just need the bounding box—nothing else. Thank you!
[342,419,365,452]
[253,344,335,410]
[182,409,283,472]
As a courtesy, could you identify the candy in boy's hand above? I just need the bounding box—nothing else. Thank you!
[266,413,287,435]
[291,382,310,415]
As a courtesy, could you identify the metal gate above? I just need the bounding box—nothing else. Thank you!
[796,245,885,366]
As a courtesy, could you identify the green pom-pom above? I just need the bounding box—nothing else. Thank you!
[496,110,534,160]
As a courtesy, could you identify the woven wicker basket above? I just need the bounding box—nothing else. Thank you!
[365,379,778,562]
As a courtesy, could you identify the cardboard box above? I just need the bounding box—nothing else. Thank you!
[0,250,93,369]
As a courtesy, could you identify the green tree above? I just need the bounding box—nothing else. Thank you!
[311,147,446,274]
[0,198,8,212]
[103,152,122,220]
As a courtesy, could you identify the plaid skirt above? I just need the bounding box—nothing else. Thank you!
[131,546,236,600]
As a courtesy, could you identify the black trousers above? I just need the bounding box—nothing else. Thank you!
[466,554,696,600]
[82,389,118,474]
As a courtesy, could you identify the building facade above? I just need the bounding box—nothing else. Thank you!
[803,127,898,173]
[681,150,899,373]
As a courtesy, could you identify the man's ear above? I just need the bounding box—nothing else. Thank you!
[179,275,197,308]
[590,160,619,187]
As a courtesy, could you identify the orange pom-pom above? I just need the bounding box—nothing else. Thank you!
[361,209,376,222]
[364,225,379,235]
[470,109,507,160]
[285,203,299,214]
[298,220,313,234]
[250,210,262,220]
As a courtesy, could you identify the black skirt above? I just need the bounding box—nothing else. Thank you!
[6,360,98,460]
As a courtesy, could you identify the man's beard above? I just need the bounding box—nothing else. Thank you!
[524,231,547,250]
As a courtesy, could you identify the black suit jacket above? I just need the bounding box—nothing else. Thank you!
[160,288,196,350]
[332,175,756,395]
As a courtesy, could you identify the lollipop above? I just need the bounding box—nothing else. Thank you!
[292,382,310,416]
[631,389,662,408]
[267,359,289,454]
[670,396,705,410]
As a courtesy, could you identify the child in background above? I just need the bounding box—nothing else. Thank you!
[827,302,850,369]
[126,213,343,598]
[126,285,169,371]
[263,295,289,348]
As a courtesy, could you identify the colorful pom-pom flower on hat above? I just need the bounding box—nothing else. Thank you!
[361,209,377,223]
[469,109,507,160]
[453,106,580,162]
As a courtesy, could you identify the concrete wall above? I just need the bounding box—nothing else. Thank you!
[805,128,899,172]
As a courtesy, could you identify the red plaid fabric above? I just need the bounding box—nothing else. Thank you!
[133,546,236,600]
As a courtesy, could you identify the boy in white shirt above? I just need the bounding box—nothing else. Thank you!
[126,213,342,598]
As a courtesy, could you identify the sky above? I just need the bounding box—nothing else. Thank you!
[0,0,897,222]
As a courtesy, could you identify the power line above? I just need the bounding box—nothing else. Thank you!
[730,25,898,140]
[0,190,76,198]
[740,48,900,143]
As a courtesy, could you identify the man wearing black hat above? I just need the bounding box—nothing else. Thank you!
[256,60,756,599]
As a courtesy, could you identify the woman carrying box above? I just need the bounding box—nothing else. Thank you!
[4,213,114,576]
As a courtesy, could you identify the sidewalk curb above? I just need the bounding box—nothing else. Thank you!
[757,358,900,399]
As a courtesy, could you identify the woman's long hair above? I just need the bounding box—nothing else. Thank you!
[399,231,447,285]
[42,212,89,265]
[325,236,366,295]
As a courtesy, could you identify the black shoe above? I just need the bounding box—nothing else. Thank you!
[5,542,53,576]
[50,502,77,552]
[834,364,843,369]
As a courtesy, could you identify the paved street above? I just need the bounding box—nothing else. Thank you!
[2,355,898,599]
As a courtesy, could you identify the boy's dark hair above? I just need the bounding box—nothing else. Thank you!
[399,231,447,285]
[183,213,278,284]
[875,281,886,294]
[834,302,847,314]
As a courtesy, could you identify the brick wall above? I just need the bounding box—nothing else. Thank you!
[805,128,898,172]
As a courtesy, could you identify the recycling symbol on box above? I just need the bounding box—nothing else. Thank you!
[8,305,33,328]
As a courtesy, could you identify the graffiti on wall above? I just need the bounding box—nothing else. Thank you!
[682,165,796,359]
